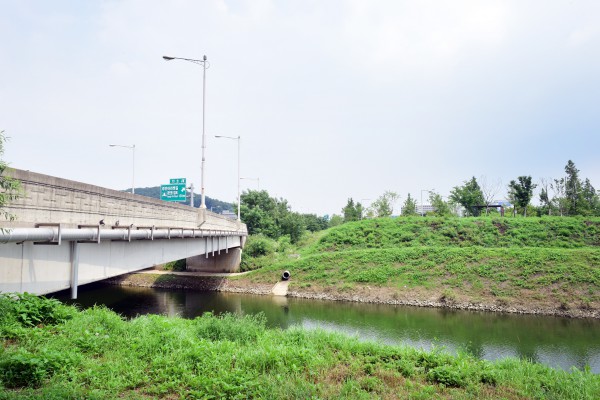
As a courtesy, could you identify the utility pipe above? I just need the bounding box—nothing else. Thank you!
[0,227,247,244]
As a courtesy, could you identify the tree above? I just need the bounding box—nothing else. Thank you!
[328,214,344,227]
[507,176,536,217]
[342,198,363,222]
[538,178,552,216]
[564,160,583,216]
[449,177,485,216]
[301,213,329,232]
[581,178,600,216]
[479,176,502,215]
[428,191,452,217]
[280,212,306,244]
[550,178,567,216]
[239,190,279,237]
[371,191,400,217]
[401,193,418,216]
[0,131,21,221]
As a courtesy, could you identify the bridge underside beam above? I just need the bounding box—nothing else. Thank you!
[0,235,243,297]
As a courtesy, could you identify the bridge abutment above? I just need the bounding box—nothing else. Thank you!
[186,247,242,273]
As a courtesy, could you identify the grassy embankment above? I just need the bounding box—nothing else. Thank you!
[1,294,599,399]
[237,217,600,314]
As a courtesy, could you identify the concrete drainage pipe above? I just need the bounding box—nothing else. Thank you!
[282,270,291,281]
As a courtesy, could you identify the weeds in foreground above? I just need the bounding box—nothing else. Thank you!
[0,295,599,399]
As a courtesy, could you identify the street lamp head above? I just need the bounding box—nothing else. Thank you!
[163,56,175,60]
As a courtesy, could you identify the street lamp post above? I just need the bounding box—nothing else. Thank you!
[109,144,135,194]
[420,189,435,217]
[163,54,209,209]
[240,177,260,190]
[215,135,241,221]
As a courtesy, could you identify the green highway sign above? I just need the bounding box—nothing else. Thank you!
[170,178,186,185]
[161,183,187,202]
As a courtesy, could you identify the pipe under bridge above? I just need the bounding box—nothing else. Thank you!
[0,169,247,298]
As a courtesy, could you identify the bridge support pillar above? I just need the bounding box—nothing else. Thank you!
[70,241,80,299]
[186,247,241,273]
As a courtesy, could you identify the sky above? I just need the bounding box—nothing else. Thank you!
[1,0,599,216]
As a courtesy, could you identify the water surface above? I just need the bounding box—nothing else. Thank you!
[53,282,600,373]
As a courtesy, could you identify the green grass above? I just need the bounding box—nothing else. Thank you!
[235,217,600,310]
[311,217,600,252]
[1,295,599,399]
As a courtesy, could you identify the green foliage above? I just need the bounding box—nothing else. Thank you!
[328,214,344,227]
[342,198,363,222]
[163,258,187,271]
[401,193,418,216]
[428,191,452,216]
[240,235,280,271]
[243,235,276,258]
[0,349,77,388]
[240,190,318,243]
[0,293,74,328]
[371,191,399,217]
[450,177,485,216]
[279,212,306,244]
[314,217,600,251]
[1,297,598,398]
[301,213,329,232]
[508,176,537,217]
[196,312,267,343]
[548,161,600,217]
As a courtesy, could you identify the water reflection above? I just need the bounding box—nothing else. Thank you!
[53,283,600,373]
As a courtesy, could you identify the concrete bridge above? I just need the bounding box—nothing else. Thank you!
[0,169,247,298]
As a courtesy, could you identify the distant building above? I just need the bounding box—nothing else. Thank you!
[221,210,236,219]
[416,204,436,215]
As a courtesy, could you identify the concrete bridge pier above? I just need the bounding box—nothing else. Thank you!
[186,248,242,272]
[186,235,246,272]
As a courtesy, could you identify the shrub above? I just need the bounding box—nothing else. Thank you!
[163,258,187,271]
[1,293,74,327]
[244,235,276,258]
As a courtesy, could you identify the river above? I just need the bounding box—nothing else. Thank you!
[52,282,600,373]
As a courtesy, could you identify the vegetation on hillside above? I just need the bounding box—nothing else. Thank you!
[239,190,328,244]
[239,217,600,313]
[1,294,598,399]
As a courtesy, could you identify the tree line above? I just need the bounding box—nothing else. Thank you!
[338,159,599,221]
[238,190,328,244]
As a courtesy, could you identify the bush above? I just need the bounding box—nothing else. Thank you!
[244,235,276,258]
[163,258,187,271]
[0,293,74,328]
